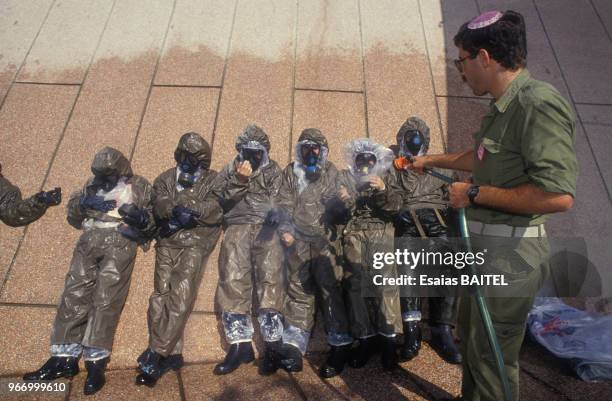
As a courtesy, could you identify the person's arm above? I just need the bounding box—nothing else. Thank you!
[449,181,573,213]
[0,181,47,227]
[409,150,475,173]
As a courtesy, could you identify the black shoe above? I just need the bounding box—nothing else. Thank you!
[213,342,255,375]
[259,341,281,376]
[320,344,351,378]
[160,353,184,371]
[84,357,108,395]
[278,343,303,373]
[135,348,162,387]
[349,336,378,369]
[380,336,399,371]
[23,356,79,381]
[400,321,422,361]
[429,324,462,365]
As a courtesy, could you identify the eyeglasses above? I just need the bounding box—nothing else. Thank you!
[453,53,477,72]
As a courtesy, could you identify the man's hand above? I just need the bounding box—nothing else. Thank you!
[367,175,386,191]
[80,194,116,212]
[281,232,295,247]
[403,155,427,174]
[338,186,351,202]
[449,182,471,208]
[235,160,252,183]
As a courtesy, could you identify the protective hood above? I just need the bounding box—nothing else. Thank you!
[235,124,270,169]
[91,147,133,178]
[174,132,212,170]
[294,128,329,166]
[344,138,393,177]
[396,116,430,157]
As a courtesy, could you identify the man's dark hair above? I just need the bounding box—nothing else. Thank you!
[454,10,527,70]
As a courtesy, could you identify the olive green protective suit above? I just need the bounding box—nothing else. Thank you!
[394,117,459,326]
[277,129,352,354]
[339,139,403,339]
[213,125,285,344]
[51,147,154,360]
[0,175,49,227]
[146,133,223,357]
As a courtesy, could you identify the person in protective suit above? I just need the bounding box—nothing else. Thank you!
[23,147,154,396]
[212,125,286,376]
[275,128,353,378]
[337,138,403,371]
[392,116,462,365]
[0,163,62,226]
[136,132,223,386]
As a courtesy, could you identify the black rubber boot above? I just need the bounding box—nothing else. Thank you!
[380,336,399,371]
[349,336,378,369]
[259,341,281,376]
[400,321,422,361]
[135,349,162,388]
[213,342,255,375]
[23,356,79,381]
[429,324,462,365]
[278,343,303,373]
[84,357,108,395]
[320,344,352,378]
[160,354,184,372]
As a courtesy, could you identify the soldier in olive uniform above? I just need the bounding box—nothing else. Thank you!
[393,116,461,365]
[136,133,223,387]
[0,163,61,226]
[212,125,286,376]
[24,147,155,396]
[406,10,577,401]
[338,138,404,371]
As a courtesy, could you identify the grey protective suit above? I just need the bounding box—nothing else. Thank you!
[339,139,403,339]
[277,129,352,354]
[51,147,154,361]
[394,117,459,326]
[145,133,223,359]
[0,172,50,227]
[213,125,285,344]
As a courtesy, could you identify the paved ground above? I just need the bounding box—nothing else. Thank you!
[0,0,611,400]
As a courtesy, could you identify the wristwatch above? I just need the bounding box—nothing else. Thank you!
[467,185,480,205]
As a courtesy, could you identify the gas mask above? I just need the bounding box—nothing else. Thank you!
[355,152,377,176]
[177,153,202,188]
[402,130,425,157]
[300,143,321,180]
[92,172,120,193]
[239,148,264,171]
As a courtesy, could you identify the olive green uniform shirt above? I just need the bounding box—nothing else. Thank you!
[469,69,578,226]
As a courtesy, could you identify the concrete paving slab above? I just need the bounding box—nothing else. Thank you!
[296,0,363,92]
[0,84,77,288]
[68,368,181,401]
[0,0,53,103]
[0,376,69,400]
[360,0,444,153]
[182,313,228,363]
[17,0,113,84]
[212,0,295,170]
[519,340,612,401]
[592,0,612,39]
[576,104,612,197]
[292,90,367,167]
[477,0,569,98]
[181,362,303,401]
[131,86,219,182]
[418,0,480,97]
[1,0,174,305]
[436,96,490,155]
[0,305,56,376]
[155,0,236,86]
[535,0,612,104]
